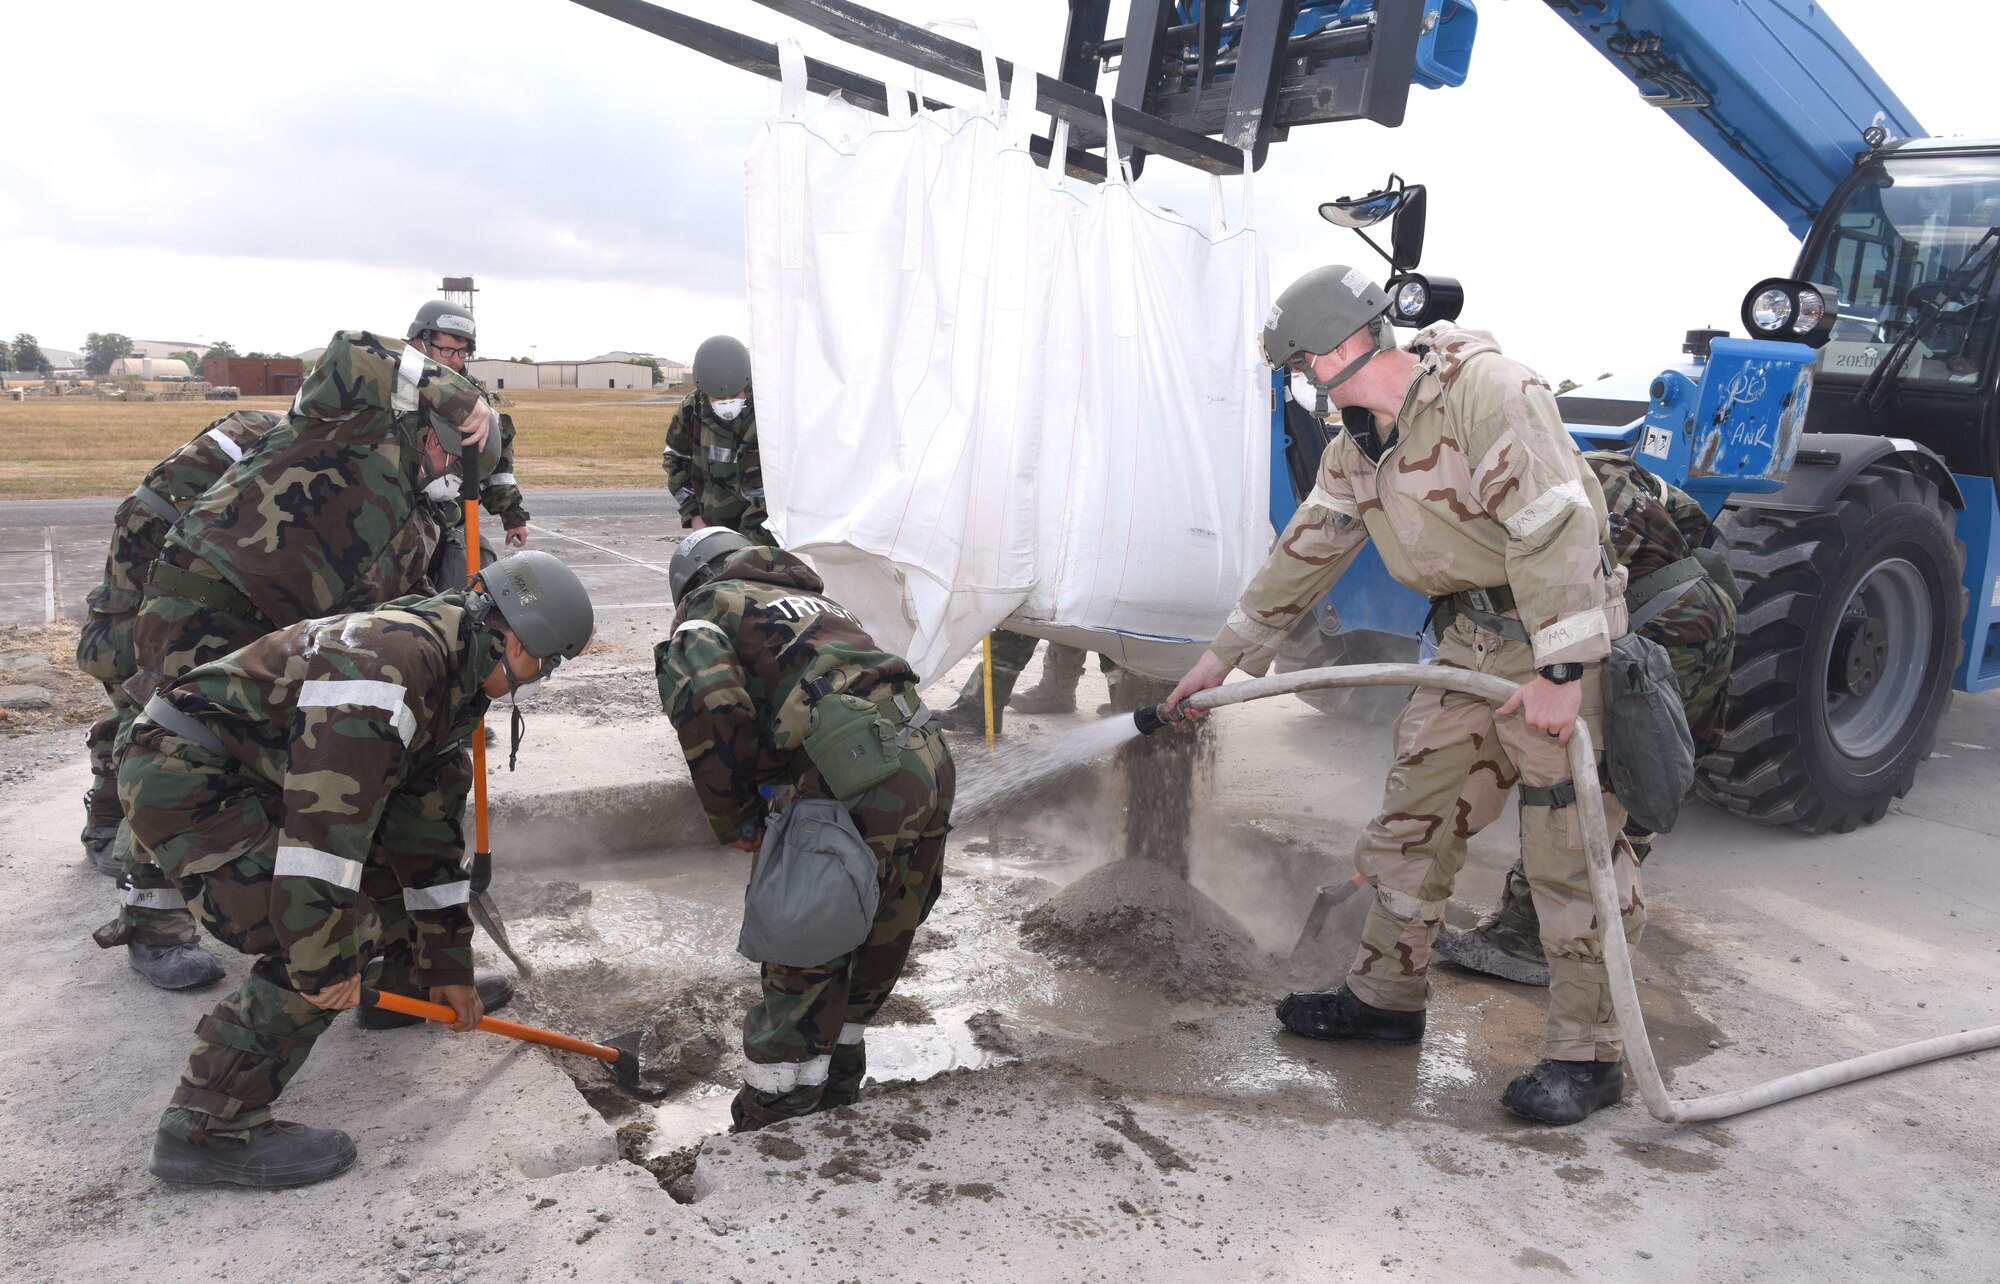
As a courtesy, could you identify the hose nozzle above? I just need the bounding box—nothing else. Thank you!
[1133,702,1185,737]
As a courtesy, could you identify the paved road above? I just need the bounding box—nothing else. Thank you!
[0,489,683,627]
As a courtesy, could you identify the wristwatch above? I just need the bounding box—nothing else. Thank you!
[1538,663,1584,684]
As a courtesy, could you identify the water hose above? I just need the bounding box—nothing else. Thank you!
[1146,662,2000,1124]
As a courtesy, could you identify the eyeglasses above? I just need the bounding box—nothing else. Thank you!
[426,338,472,361]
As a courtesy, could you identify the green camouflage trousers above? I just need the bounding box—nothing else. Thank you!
[121,733,448,1142]
[1480,604,1734,959]
[1345,614,1645,1063]
[112,566,269,944]
[739,729,954,1119]
[75,609,139,831]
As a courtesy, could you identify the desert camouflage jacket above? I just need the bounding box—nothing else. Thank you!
[655,547,917,841]
[86,410,282,615]
[663,391,769,541]
[154,592,494,991]
[164,330,484,627]
[1213,325,1628,673]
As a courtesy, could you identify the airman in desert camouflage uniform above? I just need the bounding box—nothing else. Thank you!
[1436,451,1739,985]
[129,551,593,1188]
[73,410,282,875]
[664,335,772,544]
[1170,264,1643,1125]
[655,529,952,1131]
[106,329,494,989]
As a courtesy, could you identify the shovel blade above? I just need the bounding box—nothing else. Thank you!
[602,1030,669,1101]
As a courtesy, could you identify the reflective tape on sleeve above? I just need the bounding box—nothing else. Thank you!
[204,428,246,462]
[297,678,418,746]
[403,880,471,911]
[485,472,517,487]
[1303,483,1360,519]
[673,620,730,642]
[1532,608,1609,658]
[1503,478,1589,541]
[392,343,428,412]
[274,845,364,891]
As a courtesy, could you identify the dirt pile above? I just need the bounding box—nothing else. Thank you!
[519,959,756,1109]
[1019,859,1272,1003]
[634,977,758,1094]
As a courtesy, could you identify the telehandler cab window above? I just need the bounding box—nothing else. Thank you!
[1806,154,2000,389]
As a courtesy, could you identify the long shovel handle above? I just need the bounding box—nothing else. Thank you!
[362,988,620,1065]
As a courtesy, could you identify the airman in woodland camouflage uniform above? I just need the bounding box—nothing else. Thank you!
[130,551,593,1187]
[74,410,282,874]
[107,329,493,988]
[655,529,952,1131]
[1170,265,1643,1125]
[1436,452,1739,985]
[664,335,772,544]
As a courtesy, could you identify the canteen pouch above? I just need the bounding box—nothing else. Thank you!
[802,693,902,801]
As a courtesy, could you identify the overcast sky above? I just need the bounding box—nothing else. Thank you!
[4,1,1997,381]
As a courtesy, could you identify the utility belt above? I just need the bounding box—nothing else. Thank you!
[1426,584,1528,643]
[131,483,181,525]
[144,559,265,625]
[798,675,935,802]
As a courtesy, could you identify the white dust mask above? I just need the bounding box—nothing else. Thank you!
[710,396,747,422]
[423,474,462,503]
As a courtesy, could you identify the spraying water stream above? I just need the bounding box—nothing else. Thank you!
[950,714,1143,822]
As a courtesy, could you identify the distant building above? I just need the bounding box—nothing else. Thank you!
[466,359,539,391]
[204,357,304,397]
[129,338,208,360]
[109,357,194,380]
[537,359,654,390]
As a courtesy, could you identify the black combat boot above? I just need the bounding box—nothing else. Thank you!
[356,973,516,1030]
[1276,985,1426,1044]
[1500,1058,1625,1124]
[127,940,228,990]
[149,1119,358,1188]
[1432,925,1551,987]
[940,668,1001,736]
[729,1083,824,1133]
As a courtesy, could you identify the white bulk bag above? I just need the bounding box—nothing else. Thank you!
[745,40,1269,682]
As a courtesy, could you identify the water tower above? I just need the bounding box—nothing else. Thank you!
[439,276,478,316]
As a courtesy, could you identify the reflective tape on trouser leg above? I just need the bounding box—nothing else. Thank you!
[122,885,187,910]
[739,1055,832,1095]
[837,1022,866,1045]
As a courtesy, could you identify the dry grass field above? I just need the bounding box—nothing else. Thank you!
[0,387,675,499]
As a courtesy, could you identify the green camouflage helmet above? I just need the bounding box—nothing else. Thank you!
[474,550,594,660]
[670,527,752,604]
[408,300,477,352]
[692,335,752,400]
[1262,265,1395,390]
[427,406,504,479]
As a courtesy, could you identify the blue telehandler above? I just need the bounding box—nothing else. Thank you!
[572,0,1997,834]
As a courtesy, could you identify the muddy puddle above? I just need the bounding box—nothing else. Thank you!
[480,715,1725,1199]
